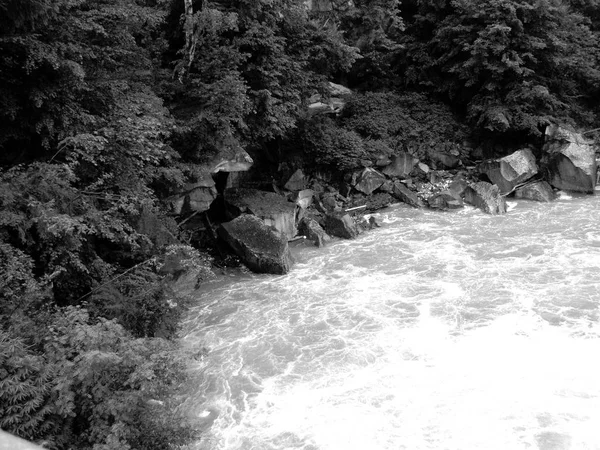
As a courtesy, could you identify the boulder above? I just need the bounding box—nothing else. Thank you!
[382,152,417,178]
[428,150,460,169]
[324,213,359,239]
[391,181,424,208]
[185,186,218,213]
[298,217,331,247]
[464,182,507,214]
[209,147,254,173]
[366,193,393,211]
[542,124,597,193]
[284,169,307,191]
[291,189,314,209]
[515,181,557,202]
[427,191,463,210]
[224,188,299,240]
[353,168,386,195]
[478,148,538,193]
[448,177,469,198]
[219,214,293,274]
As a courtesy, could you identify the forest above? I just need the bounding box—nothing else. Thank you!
[1,0,599,448]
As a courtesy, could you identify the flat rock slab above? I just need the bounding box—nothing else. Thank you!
[219,214,293,274]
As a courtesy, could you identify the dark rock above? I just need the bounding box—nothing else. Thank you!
[382,152,417,178]
[224,188,299,240]
[284,169,307,191]
[515,181,557,202]
[366,193,393,211]
[185,186,218,213]
[324,213,359,239]
[464,182,507,214]
[353,168,386,195]
[542,124,597,193]
[448,177,469,198]
[427,191,463,210]
[428,150,460,169]
[379,179,394,193]
[218,214,293,274]
[391,181,424,208]
[298,217,331,247]
[477,148,538,193]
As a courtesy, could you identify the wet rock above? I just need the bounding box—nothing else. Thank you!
[542,124,597,193]
[464,181,507,214]
[298,217,331,247]
[514,181,557,202]
[366,193,393,211]
[218,214,293,274]
[224,188,299,240]
[324,213,359,239]
[391,181,424,208]
[284,169,308,191]
[353,168,386,195]
[427,191,463,210]
[478,148,538,194]
[382,152,417,178]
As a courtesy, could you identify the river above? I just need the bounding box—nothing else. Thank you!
[181,192,600,450]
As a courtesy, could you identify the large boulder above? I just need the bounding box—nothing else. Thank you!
[382,152,417,178]
[353,168,386,195]
[542,124,597,193]
[428,150,460,169]
[324,213,359,239]
[391,181,424,208]
[478,148,538,194]
[218,214,293,274]
[224,189,299,240]
[167,171,217,214]
[464,182,507,214]
[515,181,557,202]
[209,147,253,173]
[291,189,314,209]
[298,217,331,247]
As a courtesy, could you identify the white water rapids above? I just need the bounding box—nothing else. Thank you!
[182,193,600,450]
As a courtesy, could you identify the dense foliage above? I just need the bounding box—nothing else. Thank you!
[1,0,599,448]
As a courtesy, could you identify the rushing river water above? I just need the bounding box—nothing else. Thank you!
[182,192,600,450]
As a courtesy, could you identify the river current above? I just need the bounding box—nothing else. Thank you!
[182,192,600,450]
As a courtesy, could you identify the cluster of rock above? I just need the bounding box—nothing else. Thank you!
[170,122,597,275]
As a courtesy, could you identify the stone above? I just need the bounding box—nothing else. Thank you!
[353,168,386,195]
[448,177,469,198]
[219,214,293,274]
[209,148,253,173]
[366,193,393,211]
[428,150,460,169]
[298,217,331,247]
[464,181,507,214]
[224,188,299,240]
[391,181,424,208]
[284,169,307,191]
[514,181,557,202]
[167,195,186,215]
[542,124,597,193]
[291,189,314,209]
[478,148,538,194]
[382,152,417,178]
[324,213,359,239]
[418,162,430,173]
[185,186,218,213]
[427,191,463,210]
[379,179,394,193]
